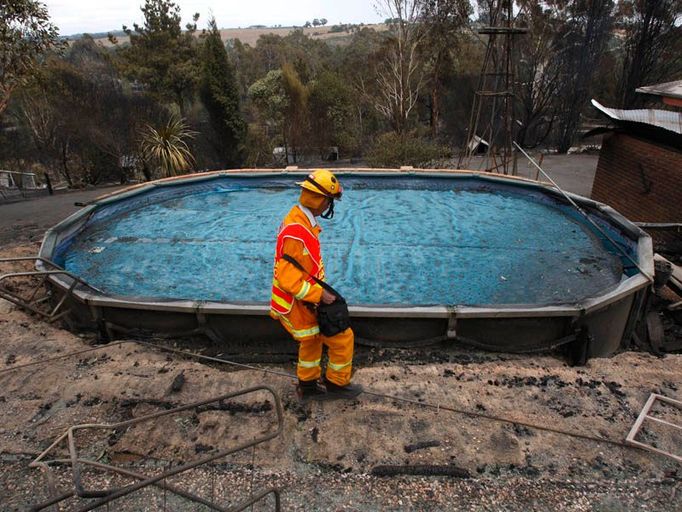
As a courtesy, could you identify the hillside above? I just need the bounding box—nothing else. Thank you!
[90,23,386,47]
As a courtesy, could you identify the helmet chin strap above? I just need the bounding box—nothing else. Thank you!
[320,199,335,219]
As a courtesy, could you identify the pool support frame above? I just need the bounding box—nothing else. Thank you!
[38,169,653,358]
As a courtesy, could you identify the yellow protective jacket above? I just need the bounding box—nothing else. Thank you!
[270,205,326,339]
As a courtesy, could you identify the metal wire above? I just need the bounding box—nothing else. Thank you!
[513,142,653,282]
[4,339,643,453]
[136,341,644,451]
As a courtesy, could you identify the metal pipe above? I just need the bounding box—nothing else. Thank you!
[513,142,653,282]
[635,222,682,229]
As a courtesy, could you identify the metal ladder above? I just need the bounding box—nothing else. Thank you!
[0,256,100,322]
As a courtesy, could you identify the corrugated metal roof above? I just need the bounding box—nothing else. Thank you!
[591,99,682,135]
[636,80,682,100]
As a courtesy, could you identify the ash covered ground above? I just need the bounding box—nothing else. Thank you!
[1,242,681,511]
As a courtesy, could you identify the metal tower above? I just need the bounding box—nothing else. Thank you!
[458,1,526,174]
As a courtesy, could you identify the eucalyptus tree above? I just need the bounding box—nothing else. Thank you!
[248,64,309,162]
[0,0,60,116]
[550,0,616,153]
[18,37,162,185]
[308,71,359,157]
[372,0,430,134]
[616,0,682,107]
[515,1,564,147]
[419,0,471,137]
[338,27,386,147]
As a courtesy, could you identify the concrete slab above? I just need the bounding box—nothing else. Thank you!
[513,154,599,198]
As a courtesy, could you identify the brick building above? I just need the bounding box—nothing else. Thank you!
[588,95,682,252]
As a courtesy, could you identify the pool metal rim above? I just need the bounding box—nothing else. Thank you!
[38,168,653,321]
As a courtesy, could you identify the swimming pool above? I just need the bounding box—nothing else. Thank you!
[40,170,652,356]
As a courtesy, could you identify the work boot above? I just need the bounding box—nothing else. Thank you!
[323,378,363,400]
[296,379,327,403]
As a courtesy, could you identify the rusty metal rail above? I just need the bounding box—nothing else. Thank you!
[0,256,101,323]
[29,385,284,511]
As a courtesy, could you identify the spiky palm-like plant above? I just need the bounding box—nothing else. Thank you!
[140,115,196,178]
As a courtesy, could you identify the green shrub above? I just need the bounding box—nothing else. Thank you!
[329,24,349,33]
[243,125,273,167]
[366,132,451,168]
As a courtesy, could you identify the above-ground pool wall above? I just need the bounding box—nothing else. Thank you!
[39,169,654,357]
[581,291,640,357]
[54,289,647,358]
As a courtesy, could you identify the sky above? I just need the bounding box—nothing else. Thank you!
[43,0,385,36]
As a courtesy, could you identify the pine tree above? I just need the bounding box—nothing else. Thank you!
[119,0,200,111]
[200,17,246,167]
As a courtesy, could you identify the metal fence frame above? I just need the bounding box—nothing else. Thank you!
[29,385,284,511]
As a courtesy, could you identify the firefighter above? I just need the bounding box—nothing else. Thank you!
[270,169,362,402]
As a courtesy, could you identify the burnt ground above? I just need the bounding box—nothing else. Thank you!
[1,240,681,511]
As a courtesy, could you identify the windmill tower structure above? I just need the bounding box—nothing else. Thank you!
[458,1,526,175]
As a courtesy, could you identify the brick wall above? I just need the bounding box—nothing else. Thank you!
[592,132,682,222]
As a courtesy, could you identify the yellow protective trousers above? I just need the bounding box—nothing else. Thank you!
[273,299,354,386]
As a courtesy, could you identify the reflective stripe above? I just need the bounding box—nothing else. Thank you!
[271,294,292,311]
[291,325,320,339]
[271,279,294,314]
[328,360,352,371]
[271,217,324,316]
[277,315,320,339]
[294,281,311,300]
[298,358,321,369]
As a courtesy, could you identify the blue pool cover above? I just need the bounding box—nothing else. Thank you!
[54,175,635,306]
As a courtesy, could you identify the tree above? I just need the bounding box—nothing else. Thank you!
[17,38,163,185]
[515,1,564,147]
[339,27,386,149]
[616,0,682,107]
[248,64,309,162]
[313,19,321,27]
[419,0,471,137]
[17,66,70,185]
[118,0,200,111]
[0,0,60,116]
[373,0,429,134]
[249,70,286,122]
[308,71,358,156]
[551,0,615,153]
[200,17,246,167]
[140,114,196,178]
[320,18,328,26]
[281,63,309,160]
